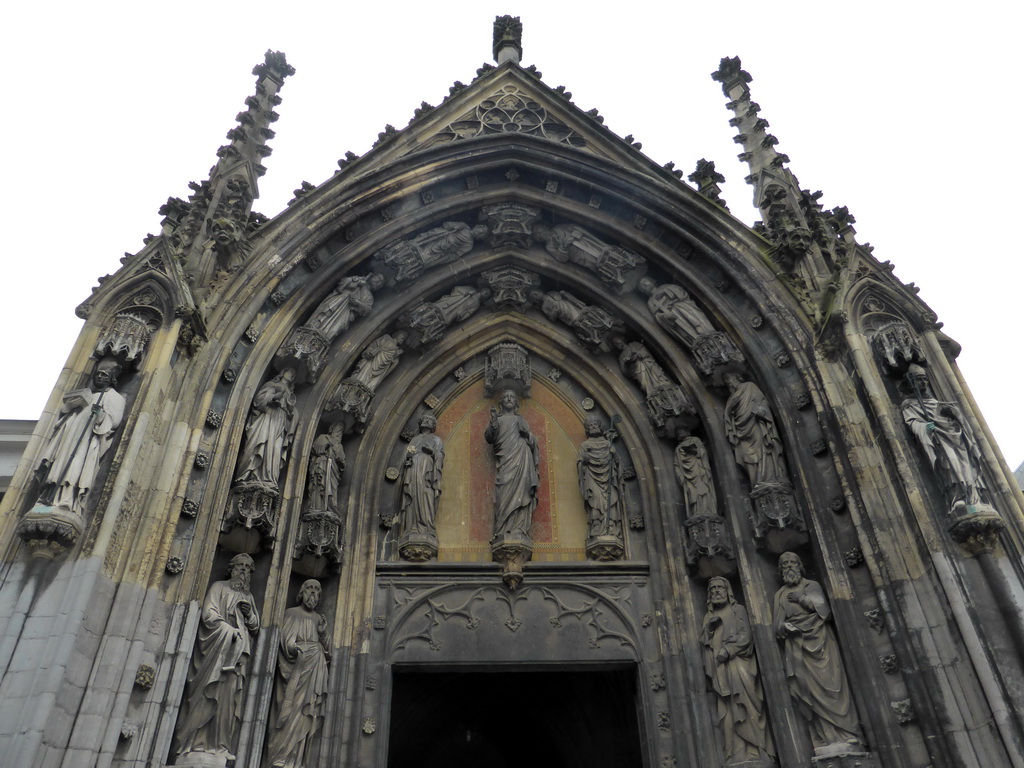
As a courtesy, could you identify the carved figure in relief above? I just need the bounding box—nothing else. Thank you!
[701,577,775,765]
[639,277,716,346]
[266,580,331,768]
[400,415,445,538]
[234,369,297,491]
[304,273,384,341]
[305,424,345,513]
[674,431,717,518]
[901,364,990,514]
[175,554,260,760]
[348,331,407,392]
[577,415,625,544]
[36,357,126,516]
[773,552,862,753]
[485,390,540,540]
[378,221,488,282]
[723,373,788,488]
[617,340,674,397]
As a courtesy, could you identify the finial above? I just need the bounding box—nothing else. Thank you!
[493,15,523,65]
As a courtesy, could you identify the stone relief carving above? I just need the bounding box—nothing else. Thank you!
[676,430,735,575]
[294,423,346,577]
[375,221,488,284]
[223,370,297,547]
[276,273,385,383]
[399,286,487,349]
[723,373,805,551]
[266,580,331,768]
[480,266,541,311]
[534,224,647,294]
[613,338,697,438]
[95,310,159,366]
[398,415,445,562]
[325,332,408,435]
[577,415,625,561]
[484,341,532,397]
[701,577,776,766]
[480,203,541,248]
[486,390,540,588]
[174,554,260,763]
[538,290,624,352]
[773,552,863,756]
[905,366,999,548]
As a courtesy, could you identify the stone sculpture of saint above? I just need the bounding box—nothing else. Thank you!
[485,390,540,540]
[773,552,862,753]
[674,431,718,518]
[723,373,788,488]
[639,277,717,347]
[305,423,345,514]
[36,357,127,516]
[577,415,624,542]
[234,369,297,491]
[617,340,673,397]
[175,554,260,761]
[305,273,384,341]
[400,414,445,538]
[379,221,488,282]
[348,331,407,392]
[266,580,331,768]
[701,577,776,765]
[901,364,989,514]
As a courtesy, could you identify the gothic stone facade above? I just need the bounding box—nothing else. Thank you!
[2,28,1024,768]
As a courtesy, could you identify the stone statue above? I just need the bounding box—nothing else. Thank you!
[901,364,990,515]
[577,415,625,559]
[723,373,788,488]
[485,390,540,540]
[617,340,674,397]
[266,580,331,768]
[36,357,127,516]
[305,424,345,514]
[701,577,775,765]
[773,552,862,753]
[305,273,384,341]
[399,414,445,541]
[377,221,488,282]
[348,331,407,392]
[400,286,488,348]
[674,431,717,519]
[639,277,717,346]
[175,554,260,761]
[234,369,297,491]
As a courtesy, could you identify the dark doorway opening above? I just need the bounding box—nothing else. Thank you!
[387,666,644,768]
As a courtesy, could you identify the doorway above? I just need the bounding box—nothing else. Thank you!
[387,666,644,768]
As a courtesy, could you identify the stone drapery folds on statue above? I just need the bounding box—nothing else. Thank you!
[701,577,775,766]
[304,424,346,516]
[773,552,862,755]
[723,373,788,489]
[35,357,126,517]
[485,390,540,587]
[375,221,488,283]
[266,580,331,768]
[901,364,993,517]
[175,554,260,762]
[577,415,625,561]
[234,369,297,492]
[398,415,445,562]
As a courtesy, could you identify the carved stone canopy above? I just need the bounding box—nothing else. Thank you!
[484,342,532,397]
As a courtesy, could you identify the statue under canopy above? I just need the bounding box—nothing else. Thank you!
[723,373,788,489]
[234,369,297,491]
[485,390,540,540]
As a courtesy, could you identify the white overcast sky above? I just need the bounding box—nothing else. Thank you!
[3,3,1022,471]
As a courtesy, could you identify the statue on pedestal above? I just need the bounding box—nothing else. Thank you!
[773,552,862,755]
[701,577,775,766]
[175,554,260,763]
[577,415,625,561]
[266,580,331,768]
[398,415,445,561]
